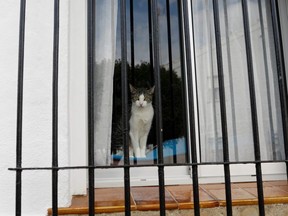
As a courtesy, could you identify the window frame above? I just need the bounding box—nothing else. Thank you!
[69,0,88,195]
[69,0,191,192]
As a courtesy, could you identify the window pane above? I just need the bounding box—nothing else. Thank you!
[247,0,285,160]
[192,0,285,162]
[111,0,188,165]
[94,0,118,166]
[278,0,288,95]
[192,0,254,162]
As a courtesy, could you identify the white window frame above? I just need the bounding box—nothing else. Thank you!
[69,0,88,195]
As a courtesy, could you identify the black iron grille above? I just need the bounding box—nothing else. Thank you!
[9,0,288,216]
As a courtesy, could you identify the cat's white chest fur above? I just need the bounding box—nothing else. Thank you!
[130,104,153,130]
[128,85,155,158]
[129,103,154,158]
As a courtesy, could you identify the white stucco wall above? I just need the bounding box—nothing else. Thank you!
[0,0,70,215]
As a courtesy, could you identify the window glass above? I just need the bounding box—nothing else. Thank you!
[110,0,188,165]
[278,0,288,95]
[247,0,284,160]
[192,0,285,162]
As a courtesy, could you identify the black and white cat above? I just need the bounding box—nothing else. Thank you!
[129,84,155,158]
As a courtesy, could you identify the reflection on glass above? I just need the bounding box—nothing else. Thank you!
[94,0,118,166]
[278,0,288,95]
[192,0,285,162]
[247,0,284,160]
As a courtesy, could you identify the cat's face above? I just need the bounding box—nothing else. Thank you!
[129,84,155,108]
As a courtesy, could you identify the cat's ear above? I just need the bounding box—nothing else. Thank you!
[129,84,136,94]
[148,86,155,94]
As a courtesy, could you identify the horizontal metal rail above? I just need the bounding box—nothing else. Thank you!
[9,159,288,171]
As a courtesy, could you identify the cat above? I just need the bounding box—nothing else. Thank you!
[129,84,155,158]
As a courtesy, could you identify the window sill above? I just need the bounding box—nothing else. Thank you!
[47,181,288,215]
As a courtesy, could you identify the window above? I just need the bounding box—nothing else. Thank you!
[92,0,191,186]
[194,0,285,162]
[193,0,287,183]
[95,0,188,166]
[69,0,288,190]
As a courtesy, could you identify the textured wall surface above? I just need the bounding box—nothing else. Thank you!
[0,0,70,215]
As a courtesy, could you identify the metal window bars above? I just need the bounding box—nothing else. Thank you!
[241,0,265,214]
[87,0,96,215]
[10,0,288,216]
[212,1,233,215]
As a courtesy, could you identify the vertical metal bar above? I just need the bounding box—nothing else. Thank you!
[87,0,95,215]
[257,0,276,160]
[166,0,173,80]
[130,0,135,85]
[151,0,166,215]
[180,0,200,215]
[178,0,190,163]
[269,0,288,176]
[148,0,154,85]
[212,1,232,215]
[120,0,131,215]
[223,0,239,162]
[52,0,60,215]
[165,0,177,163]
[16,0,26,215]
[205,0,220,162]
[241,0,265,215]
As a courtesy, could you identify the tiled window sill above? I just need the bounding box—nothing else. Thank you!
[48,181,288,215]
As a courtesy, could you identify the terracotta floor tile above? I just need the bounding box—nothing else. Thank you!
[201,183,239,190]
[242,185,288,198]
[234,182,271,188]
[166,185,194,203]
[69,188,137,213]
[200,184,258,206]
[230,188,257,200]
[266,180,288,186]
[70,195,88,208]
[94,188,136,212]
[48,180,288,215]
[207,188,256,201]
[131,186,178,210]
[166,185,218,209]
[277,185,288,193]
[235,182,288,204]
